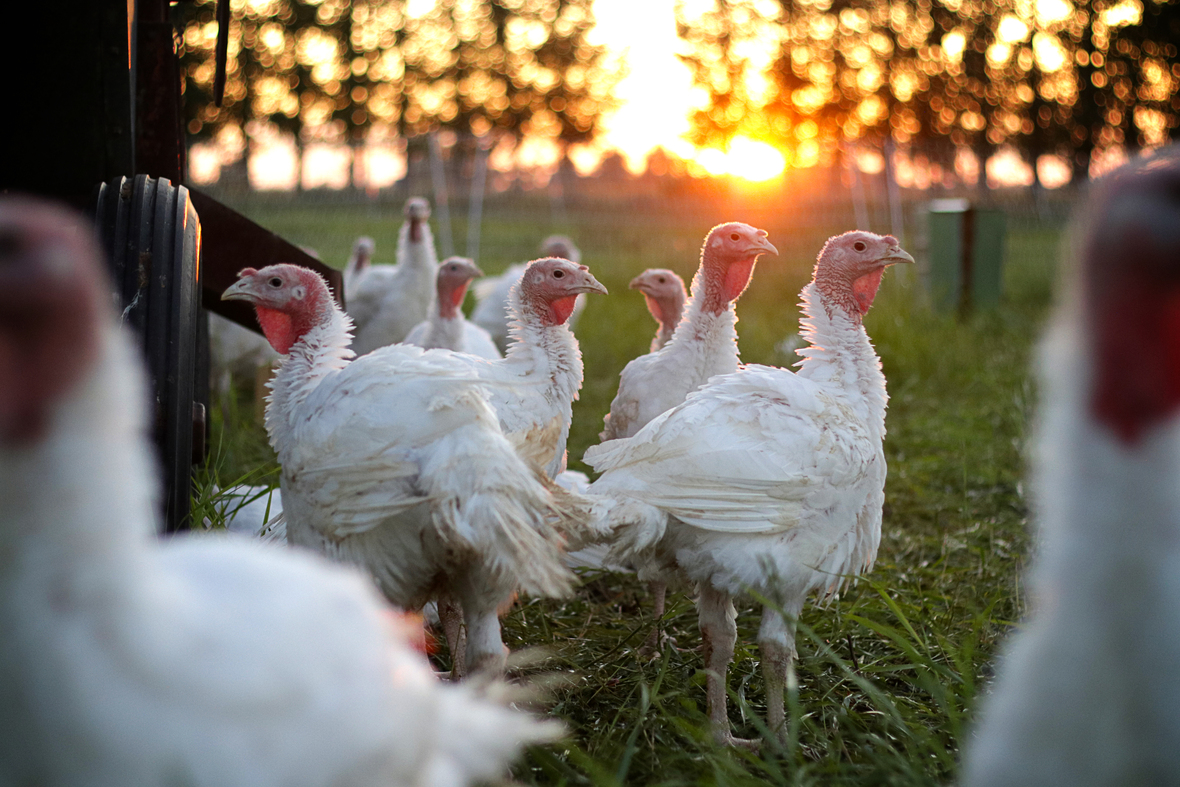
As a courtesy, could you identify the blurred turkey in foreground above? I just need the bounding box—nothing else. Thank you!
[963,150,1180,786]
[0,197,557,787]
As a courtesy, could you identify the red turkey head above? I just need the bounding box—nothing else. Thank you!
[813,231,914,320]
[352,236,374,274]
[221,264,334,354]
[517,257,608,326]
[436,257,484,319]
[404,197,431,242]
[696,222,778,314]
[630,268,687,329]
[0,197,103,445]
[1084,152,1180,445]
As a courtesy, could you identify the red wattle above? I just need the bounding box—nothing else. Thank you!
[450,282,469,310]
[547,295,579,326]
[852,269,885,315]
[1093,281,1180,444]
[722,258,757,306]
[255,306,297,355]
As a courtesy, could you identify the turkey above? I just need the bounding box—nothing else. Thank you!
[599,222,776,443]
[599,223,776,649]
[0,196,559,787]
[585,231,913,746]
[433,256,608,481]
[962,151,1180,786]
[342,235,375,303]
[404,257,501,359]
[630,268,687,352]
[471,235,586,353]
[349,197,438,355]
[223,262,590,676]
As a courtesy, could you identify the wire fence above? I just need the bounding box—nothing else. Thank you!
[205,163,1076,316]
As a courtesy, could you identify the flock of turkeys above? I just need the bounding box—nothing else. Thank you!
[3,148,1179,785]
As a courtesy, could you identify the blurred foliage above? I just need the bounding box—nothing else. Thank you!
[677,0,1180,181]
[178,0,621,175]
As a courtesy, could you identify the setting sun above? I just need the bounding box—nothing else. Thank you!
[691,137,788,182]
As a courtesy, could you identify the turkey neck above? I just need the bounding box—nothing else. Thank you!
[501,289,584,417]
[265,308,355,454]
[419,308,465,352]
[1035,319,1180,598]
[660,275,742,378]
[646,295,682,352]
[397,219,438,277]
[794,282,889,435]
[652,319,676,353]
[0,330,155,602]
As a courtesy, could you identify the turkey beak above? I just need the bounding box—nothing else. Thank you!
[883,247,915,266]
[628,274,651,294]
[469,263,485,279]
[574,268,608,296]
[749,235,778,258]
[221,278,257,303]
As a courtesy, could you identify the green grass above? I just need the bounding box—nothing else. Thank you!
[199,189,1066,785]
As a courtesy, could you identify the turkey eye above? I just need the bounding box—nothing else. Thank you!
[268,277,283,287]
[553,269,565,278]
[730,233,741,241]
[853,241,867,252]
[657,277,666,283]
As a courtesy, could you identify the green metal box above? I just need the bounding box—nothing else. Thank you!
[927,199,1006,312]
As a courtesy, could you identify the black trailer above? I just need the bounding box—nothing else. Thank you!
[1,0,343,532]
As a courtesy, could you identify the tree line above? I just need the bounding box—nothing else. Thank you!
[677,0,1180,184]
[179,0,620,186]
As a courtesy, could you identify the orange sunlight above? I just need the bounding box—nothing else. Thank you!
[690,137,787,182]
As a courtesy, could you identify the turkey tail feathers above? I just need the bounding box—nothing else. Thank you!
[591,496,668,566]
[420,426,576,598]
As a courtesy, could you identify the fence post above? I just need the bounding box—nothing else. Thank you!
[428,132,455,259]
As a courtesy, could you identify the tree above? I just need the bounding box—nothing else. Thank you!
[677,0,1180,182]
[179,0,621,185]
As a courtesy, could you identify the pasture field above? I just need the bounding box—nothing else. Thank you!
[197,185,1067,786]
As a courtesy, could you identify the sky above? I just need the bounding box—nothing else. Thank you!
[188,0,1055,190]
[193,0,706,187]
[582,0,701,172]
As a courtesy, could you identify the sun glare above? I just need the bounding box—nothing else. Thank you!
[693,137,787,181]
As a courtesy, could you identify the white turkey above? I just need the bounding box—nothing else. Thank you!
[0,196,559,787]
[223,262,590,675]
[629,268,688,352]
[349,197,438,355]
[404,257,501,359]
[560,269,687,574]
[962,152,1180,786]
[471,235,586,353]
[599,222,776,650]
[342,234,375,303]
[431,256,608,481]
[599,222,776,443]
[585,231,913,746]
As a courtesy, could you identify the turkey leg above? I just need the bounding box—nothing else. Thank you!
[698,585,756,748]
[641,580,668,654]
[437,594,467,680]
[759,604,799,744]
